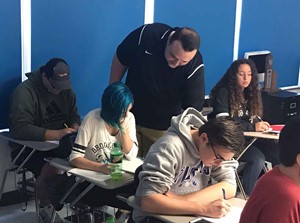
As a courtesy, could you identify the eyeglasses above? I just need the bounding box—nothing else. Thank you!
[210,142,227,161]
[208,137,227,161]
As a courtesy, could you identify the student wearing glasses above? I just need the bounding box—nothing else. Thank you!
[209,59,280,196]
[132,108,244,222]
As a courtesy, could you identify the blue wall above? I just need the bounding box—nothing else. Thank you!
[1,1,300,121]
[31,0,145,117]
[154,0,237,94]
[239,0,300,87]
[0,0,21,129]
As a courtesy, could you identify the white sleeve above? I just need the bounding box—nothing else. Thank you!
[69,149,84,162]
[124,143,138,160]
[69,118,90,161]
[123,112,138,160]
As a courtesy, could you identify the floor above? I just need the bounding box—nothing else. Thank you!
[0,197,68,223]
[0,192,117,223]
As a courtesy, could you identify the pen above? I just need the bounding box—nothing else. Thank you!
[222,188,226,200]
[64,123,68,128]
[256,115,263,122]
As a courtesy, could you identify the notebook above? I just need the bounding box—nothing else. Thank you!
[264,124,285,134]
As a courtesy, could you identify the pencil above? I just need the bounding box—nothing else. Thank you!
[222,188,226,200]
[256,115,263,122]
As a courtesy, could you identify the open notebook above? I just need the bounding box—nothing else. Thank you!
[122,158,143,174]
[189,206,244,223]
[264,124,285,134]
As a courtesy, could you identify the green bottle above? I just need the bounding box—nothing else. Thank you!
[110,142,123,180]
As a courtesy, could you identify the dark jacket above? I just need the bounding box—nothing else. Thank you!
[117,23,205,130]
[9,69,80,140]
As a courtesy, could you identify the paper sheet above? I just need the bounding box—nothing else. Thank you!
[122,158,143,174]
[200,206,243,223]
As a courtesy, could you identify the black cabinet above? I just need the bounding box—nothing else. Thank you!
[262,90,300,124]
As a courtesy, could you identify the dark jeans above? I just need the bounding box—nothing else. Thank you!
[239,138,280,195]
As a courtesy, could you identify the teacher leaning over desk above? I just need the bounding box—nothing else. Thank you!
[109,22,205,158]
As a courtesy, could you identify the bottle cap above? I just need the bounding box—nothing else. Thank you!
[113,142,121,147]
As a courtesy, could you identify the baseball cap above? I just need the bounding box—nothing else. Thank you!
[43,58,71,91]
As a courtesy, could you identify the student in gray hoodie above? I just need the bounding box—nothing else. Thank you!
[133,107,244,222]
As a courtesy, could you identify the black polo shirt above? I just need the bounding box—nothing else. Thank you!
[117,23,205,130]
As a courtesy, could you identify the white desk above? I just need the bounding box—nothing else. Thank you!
[0,131,58,200]
[237,131,279,161]
[47,157,142,209]
[244,131,279,140]
[150,198,246,223]
[48,157,136,190]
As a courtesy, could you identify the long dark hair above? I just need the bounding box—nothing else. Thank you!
[210,59,263,117]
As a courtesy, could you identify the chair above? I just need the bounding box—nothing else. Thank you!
[0,133,40,222]
[234,137,257,200]
[235,136,273,200]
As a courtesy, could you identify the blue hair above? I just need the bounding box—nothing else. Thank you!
[101,82,134,131]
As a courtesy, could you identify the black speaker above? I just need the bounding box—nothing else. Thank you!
[262,90,300,124]
[264,53,273,91]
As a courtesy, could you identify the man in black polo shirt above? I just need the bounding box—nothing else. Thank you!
[110,23,205,157]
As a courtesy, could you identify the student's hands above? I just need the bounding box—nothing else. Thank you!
[119,117,129,133]
[255,121,270,132]
[98,163,111,175]
[201,199,231,218]
[45,128,77,140]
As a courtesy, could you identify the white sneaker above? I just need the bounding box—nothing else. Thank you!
[40,205,64,223]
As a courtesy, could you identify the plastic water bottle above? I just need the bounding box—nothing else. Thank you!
[110,142,123,180]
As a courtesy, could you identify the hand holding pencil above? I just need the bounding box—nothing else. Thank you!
[255,116,270,132]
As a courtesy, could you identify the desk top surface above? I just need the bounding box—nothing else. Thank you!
[0,131,58,151]
[244,131,279,140]
[49,157,135,190]
[151,198,246,223]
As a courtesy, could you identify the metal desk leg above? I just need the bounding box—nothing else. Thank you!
[0,145,36,200]
[59,178,84,204]
[49,179,85,223]
[237,137,257,160]
[16,150,36,173]
[50,206,57,223]
[235,170,247,200]
[35,190,41,223]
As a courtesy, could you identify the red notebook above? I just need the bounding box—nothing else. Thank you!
[266,124,285,134]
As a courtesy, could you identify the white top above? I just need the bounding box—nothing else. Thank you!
[69,108,138,162]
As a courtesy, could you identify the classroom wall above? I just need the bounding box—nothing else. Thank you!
[154,0,237,95]
[31,0,145,117]
[239,0,300,88]
[1,0,299,121]
[0,0,21,129]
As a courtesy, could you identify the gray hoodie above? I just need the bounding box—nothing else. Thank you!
[133,107,238,222]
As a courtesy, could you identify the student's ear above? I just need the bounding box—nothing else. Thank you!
[296,154,300,167]
[199,133,208,144]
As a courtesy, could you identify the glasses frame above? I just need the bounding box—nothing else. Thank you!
[208,136,227,161]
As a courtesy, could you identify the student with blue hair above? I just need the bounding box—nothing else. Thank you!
[69,81,138,211]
